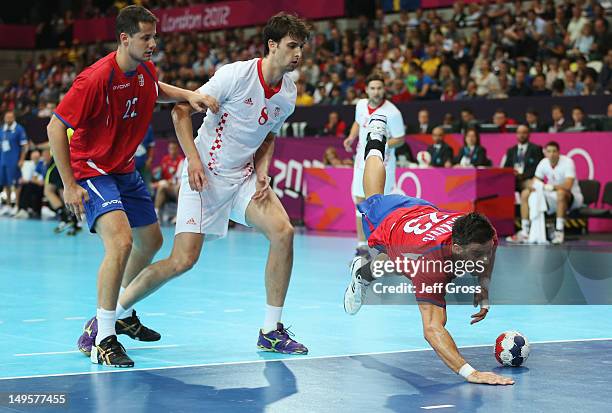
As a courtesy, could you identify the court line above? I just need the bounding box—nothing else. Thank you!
[1,337,611,381]
[14,344,182,357]
[22,319,47,323]
[421,405,455,410]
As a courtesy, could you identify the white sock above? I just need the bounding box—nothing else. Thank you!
[116,287,133,319]
[556,217,565,232]
[365,150,384,161]
[96,308,116,346]
[262,305,283,333]
[521,219,530,234]
[357,241,368,248]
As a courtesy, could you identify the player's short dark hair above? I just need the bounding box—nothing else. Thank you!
[366,72,385,85]
[545,141,560,150]
[572,106,584,113]
[452,212,495,246]
[263,12,310,56]
[115,5,158,40]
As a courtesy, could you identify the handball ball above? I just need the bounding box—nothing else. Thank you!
[416,151,431,166]
[495,331,530,367]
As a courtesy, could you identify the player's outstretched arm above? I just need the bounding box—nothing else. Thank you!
[158,82,219,114]
[343,121,360,152]
[171,102,206,192]
[418,302,514,385]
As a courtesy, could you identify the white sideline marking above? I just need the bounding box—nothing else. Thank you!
[421,405,455,410]
[14,344,181,357]
[2,338,611,381]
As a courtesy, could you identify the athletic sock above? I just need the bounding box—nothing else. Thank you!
[521,219,530,234]
[96,308,117,346]
[116,287,133,320]
[262,305,283,333]
[357,241,368,248]
[556,217,565,232]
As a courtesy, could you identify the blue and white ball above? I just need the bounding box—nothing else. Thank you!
[495,331,530,367]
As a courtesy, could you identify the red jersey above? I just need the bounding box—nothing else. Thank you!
[54,52,159,180]
[159,154,184,181]
[369,205,465,307]
[368,205,498,307]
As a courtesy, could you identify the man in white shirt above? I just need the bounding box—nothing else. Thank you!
[510,141,583,244]
[113,13,310,354]
[343,73,406,257]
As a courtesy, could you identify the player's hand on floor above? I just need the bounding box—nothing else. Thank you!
[467,371,514,385]
[189,92,219,113]
[187,157,207,192]
[64,183,89,220]
[251,175,270,201]
[470,307,489,325]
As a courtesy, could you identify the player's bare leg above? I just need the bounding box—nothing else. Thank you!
[88,210,135,367]
[363,154,387,198]
[245,188,308,354]
[118,232,204,310]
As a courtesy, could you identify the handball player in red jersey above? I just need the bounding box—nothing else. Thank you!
[47,5,219,367]
[343,114,514,385]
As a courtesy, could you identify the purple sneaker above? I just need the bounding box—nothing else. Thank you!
[257,323,308,355]
[77,316,97,356]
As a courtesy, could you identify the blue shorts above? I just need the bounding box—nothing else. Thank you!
[0,163,20,186]
[78,171,157,233]
[357,194,436,240]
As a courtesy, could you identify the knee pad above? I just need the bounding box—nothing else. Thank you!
[364,138,386,161]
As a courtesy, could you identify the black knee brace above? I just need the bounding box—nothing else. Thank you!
[364,138,386,160]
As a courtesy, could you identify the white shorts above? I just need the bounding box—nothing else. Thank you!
[175,159,256,240]
[544,190,584,214]
[351,162,396,199]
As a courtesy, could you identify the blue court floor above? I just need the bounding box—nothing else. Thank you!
[1,219,611,412]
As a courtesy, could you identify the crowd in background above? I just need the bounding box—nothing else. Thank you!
[1,0,612,118]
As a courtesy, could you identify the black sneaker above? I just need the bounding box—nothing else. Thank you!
[116,310,161,342]
[90,335,134,368]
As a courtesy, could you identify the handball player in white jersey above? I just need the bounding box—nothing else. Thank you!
[114,13,310,354]
[343,73,406,258]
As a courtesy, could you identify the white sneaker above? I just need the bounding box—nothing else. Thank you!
[0,205,11,216]
[506,231,529,243]
[551,231,564,245]
[14,209,29,219]
[367,113,388,141]
[8,206,18,216]
[344,257,370,315]
[41,206,56,220]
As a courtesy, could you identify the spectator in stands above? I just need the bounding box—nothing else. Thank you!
[323,147,352,167]
[153,141,184,222]
[503,125,544,191]
[569,23,594,57]
[453,127,488,167]
[426,127,453,168]
[295,82,314,106]
[0,111,29,216]
[525,109,547,132]
[548,105,569,132]
[592,18,611,59]
[492,109,517,133]
[456,79,479,100]
[475,60,500,98]
[599,50,612,93]
[321,111,347,138]
[531,74,552,96]
[566,106,593,132]
[566,5,589,45]
[510,141,583,244]
[414,66,436,100]
[409,109,433,134]
[456,108,479,134]
[563,70,583,95]
[390,78,412,104]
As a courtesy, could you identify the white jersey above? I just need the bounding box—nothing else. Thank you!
[353,99,405,171]
[535,155,582,200]
[195,58,296,184]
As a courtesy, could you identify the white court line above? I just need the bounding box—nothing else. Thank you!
[14,344,182,357]
[141,312,167,317]
[183,310,204,315]
[64,317,86,321]
[223,309,244,313]
[22,319,47,323]
[1,337,611,381]
[421,405,455,410]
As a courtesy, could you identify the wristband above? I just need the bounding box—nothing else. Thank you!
[458,363,476,379]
